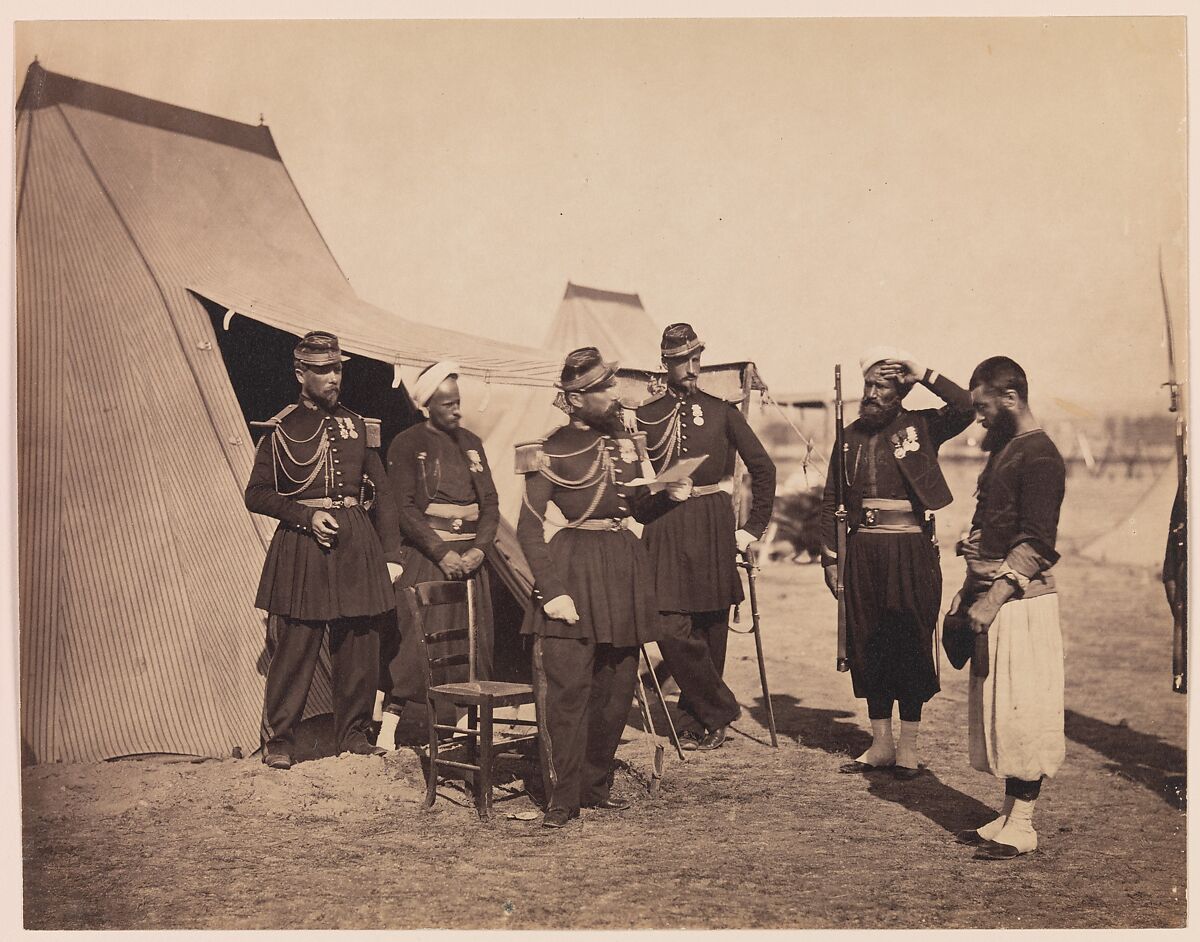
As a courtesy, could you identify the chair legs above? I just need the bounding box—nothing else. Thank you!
[423,696,439,810]
[477,702,494,821]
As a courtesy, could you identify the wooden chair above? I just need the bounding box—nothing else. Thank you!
[403,580,539,821]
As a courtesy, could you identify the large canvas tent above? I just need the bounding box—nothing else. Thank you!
[15,62,561,764]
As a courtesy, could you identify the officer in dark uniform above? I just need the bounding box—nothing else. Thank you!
[635,323,776,750]
[245,331,404,770]
[516,347,688,829]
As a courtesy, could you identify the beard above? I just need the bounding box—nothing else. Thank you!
[581,402,626,435]
[980,409,1018,452]
[857,399,902,432]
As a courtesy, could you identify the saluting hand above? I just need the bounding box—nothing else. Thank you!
[543,595,581,625]
[877,358,924,389]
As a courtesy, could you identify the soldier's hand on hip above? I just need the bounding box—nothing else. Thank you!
[823,564,839,599]
[665,478,693,502]
[311,510,339,546]
[439,550,466,579]
[544,595,580,624]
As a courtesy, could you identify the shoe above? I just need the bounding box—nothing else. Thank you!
[892,765,927,781]
[697,727,727,751]
[262,746,293,771]
[582,797,631,811]
[973,840,1035,860]
[343,734,386,757]
[838,760,893,774]
[954,828,990,847]
[542,808,578,829]
[679,729,704,751]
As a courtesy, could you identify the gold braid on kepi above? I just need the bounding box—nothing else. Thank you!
[555,346,619,412]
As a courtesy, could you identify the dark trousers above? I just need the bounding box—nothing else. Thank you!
[531,635,637,814]
[261,613,384,752]
[657,610,741,733]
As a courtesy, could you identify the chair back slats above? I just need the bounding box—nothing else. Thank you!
[404,581,477,688]
[414,580,469,608]
[424,627,469,645]
[428,653,470,670]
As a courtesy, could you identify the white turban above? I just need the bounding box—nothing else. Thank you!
[410,360,460,409]
[859,346,913,375]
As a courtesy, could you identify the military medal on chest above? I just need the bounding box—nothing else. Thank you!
[691,402,704,427]
[336,416,358,439]
[467,448,484,473]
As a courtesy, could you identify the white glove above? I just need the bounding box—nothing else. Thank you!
[543,594,581,624]
[386,562,404,584]
[735,529,758,555]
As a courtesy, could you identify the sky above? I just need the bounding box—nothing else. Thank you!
[11,15,1188,416]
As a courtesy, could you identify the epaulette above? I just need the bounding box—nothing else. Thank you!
[248,403,299,435]
[339,406,382,448]
[514,439,549,474]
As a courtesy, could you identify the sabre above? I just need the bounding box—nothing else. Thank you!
[834,365,850,672]
[1159,247,1187,695]
[633,673,665,796]
[641,646,687,761]
[738,549,778,747]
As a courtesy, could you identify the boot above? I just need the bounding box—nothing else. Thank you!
[376,710,400,752]
[893,720,925,779]
[975,797,1038,859]
[839,718,896,772]
[956,795,1013,845]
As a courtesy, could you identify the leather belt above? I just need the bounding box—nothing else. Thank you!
[427,515,477,538]
[573,517,630,531]
[297,496,360,509]
[860,507,921,529]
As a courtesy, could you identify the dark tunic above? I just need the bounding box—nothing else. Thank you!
[246,397,402,621]
[636,389,776,614]
[516,424,673,645]
[819,372,975,701]
[384,422,499,701]
[971,429,1066,565]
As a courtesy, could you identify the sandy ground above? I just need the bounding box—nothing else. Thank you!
[22,536,1185,930]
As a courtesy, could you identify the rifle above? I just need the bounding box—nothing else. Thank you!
[737,550,778,747]
[834,365,850,672]
[1159,248,1187,694]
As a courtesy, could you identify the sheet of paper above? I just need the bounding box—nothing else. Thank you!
[626,454,709,492]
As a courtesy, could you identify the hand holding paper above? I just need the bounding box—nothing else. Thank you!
[626,454,708,493]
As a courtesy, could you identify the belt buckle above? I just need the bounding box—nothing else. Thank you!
[610,518,623,531]
[864,508,878,527]
[450,518,464,533]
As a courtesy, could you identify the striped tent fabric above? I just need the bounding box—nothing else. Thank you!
[15,62,558,764]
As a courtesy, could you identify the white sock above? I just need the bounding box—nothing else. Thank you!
[372,689,385,723]
[976,795,1015,841]
[992,797,1038,853]
[377,711,400,751]
[896,720,921,769]
[856,718,896,766]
